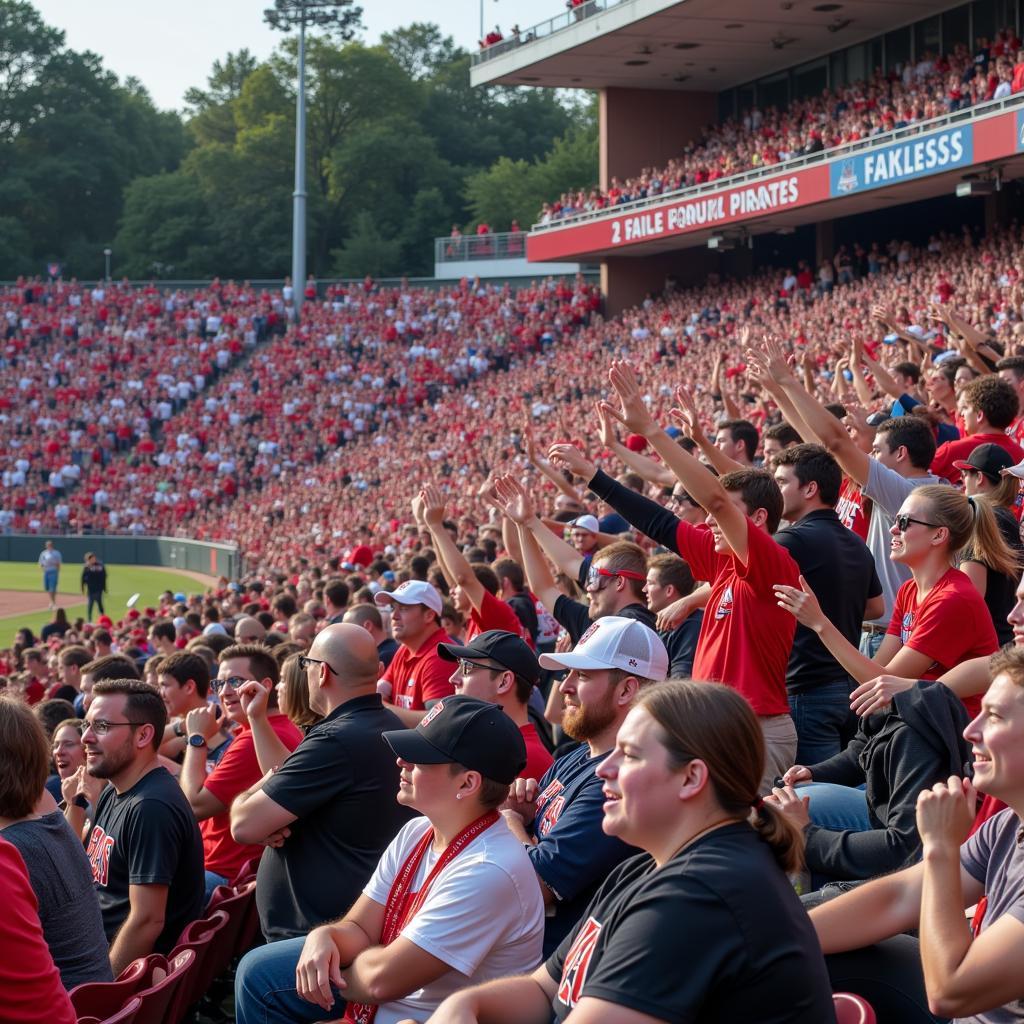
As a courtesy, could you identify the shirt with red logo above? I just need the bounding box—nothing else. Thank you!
[836,476,870,540]
[674,517,798,716]
[528,745,636,957]
[548,823,834,1021]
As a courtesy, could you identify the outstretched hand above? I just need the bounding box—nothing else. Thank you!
[492,475,536,526]
[669,383,706,441]
[420,484,447,527]
[773,575,826,632]
[548,443,596,482]
[599,361,657,436]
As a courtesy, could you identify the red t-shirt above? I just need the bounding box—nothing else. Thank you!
[382,626,455,710]
[466,590,531,645]
[520,722,553,783]
[674,518,798,716]
[930,432,1024,485]
[886,568,999,683]
[835,476,869,540]
[1007,417,1024,447]
[202,715,303,878]
[0,839,76,1024]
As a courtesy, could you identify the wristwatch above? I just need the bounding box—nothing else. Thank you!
[73,794,89,809]
[187,734,208,748]
[174,720,185,738]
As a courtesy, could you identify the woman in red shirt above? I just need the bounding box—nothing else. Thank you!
[775,486,1008,689]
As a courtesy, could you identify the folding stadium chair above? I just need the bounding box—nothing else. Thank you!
[230,854,261,887]
[131,948,194,1024]
[167,910,230,1024]
[75,994,143,1024]
[833,991,877,1024]
[70,956,165,1020]
[205,878,257,966]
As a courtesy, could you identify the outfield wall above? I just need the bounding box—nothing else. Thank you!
[0,535,240,580]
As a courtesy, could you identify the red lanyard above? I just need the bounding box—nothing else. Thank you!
[972,895,988,937]
[344,810,499,1024]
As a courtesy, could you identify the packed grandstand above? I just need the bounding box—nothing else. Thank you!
[10,3,1024,1024]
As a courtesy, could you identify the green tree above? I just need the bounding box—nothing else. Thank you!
[331,211,401,278]
[381,22,461,80]
[184,49,259,146]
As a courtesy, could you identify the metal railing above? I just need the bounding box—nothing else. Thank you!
[472,0,634,66]
[531,92,1024,234]
[435,232,530,263]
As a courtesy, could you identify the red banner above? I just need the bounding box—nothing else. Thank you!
[527,165,830,262]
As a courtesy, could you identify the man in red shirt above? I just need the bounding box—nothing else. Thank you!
[996,355,1024,445]
[418,485,530,644]
[178,644,303,901]
[375,580,455,726]
[600,360,799,793]
[930,375,1023,484]
[437,629,553,783]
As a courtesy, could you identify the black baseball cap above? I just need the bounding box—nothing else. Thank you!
[437,630,541,686]
[952,442,1015,484]
[382,695,527,785]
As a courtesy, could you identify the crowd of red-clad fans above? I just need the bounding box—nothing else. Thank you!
[7,214,1024,1022]
[540,29,1024,225]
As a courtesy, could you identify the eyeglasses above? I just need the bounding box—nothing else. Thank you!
[85,719,147,736]
[210,675,247,693]
[457,658,502,677]
[298,656,337,676]
[585,565,647,592]
[893,514,940,534]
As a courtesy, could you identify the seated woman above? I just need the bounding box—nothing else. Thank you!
[234,695,544,1024]
[775,485,1005,702]
[421,681,834,1024]
[810,645,1024,1024]
[771,680,973,888]
[0,698,111,989]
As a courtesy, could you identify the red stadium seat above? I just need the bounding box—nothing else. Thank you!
[230,854,261,886]
[132,948,194,1024]
[70,956,164,1020]
[833,992,877,1024]
[205,879,258,970]
[75,995,142,1024]
[168,910,230,1022]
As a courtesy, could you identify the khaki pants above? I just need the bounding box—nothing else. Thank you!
[759,713,798,796]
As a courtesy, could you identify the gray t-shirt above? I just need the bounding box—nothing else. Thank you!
[2,811,112,989]
[959,809,1024,1023]
[862,460,944,626]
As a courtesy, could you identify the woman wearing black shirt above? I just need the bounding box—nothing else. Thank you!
[423,680,835,1024]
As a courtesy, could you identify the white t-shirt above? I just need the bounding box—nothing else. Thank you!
[363,815,544,1024]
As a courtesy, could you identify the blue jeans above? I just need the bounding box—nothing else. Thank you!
[798,783,871,832]
[204,870,229,906]
[789,681,855,765]
[859,629,884,659]
[235,937,345,1024]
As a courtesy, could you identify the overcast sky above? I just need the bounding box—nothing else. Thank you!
[32,0,560,110]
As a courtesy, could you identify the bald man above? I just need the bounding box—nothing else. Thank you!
[234,616,267,643]
[230,624,413,943]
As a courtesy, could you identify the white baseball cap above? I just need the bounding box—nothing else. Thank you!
[539,616,668,681]
[374,579,443,617]
[569,514,599,533]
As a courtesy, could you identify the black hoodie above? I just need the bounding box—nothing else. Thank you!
[803,681,972,880]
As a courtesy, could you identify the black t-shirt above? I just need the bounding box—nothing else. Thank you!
[553,596,656,645]
[963,506,1022,647]
[775,509,881,694]
[256,693,414,940]
[660,610,703,678]
[546,823,834,1023]
[86,766,204,954]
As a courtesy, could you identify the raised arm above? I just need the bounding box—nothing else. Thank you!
[596,404,674,487]
[669,380,745,476]
[491,475,563,614]
[421,485,486,611]
[858,339,905,402]
[747,338,872,488]
[599,361,752,564]
[524,415,584,504]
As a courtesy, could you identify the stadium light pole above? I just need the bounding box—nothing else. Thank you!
[263,0,362,319]
[103,248,111,281]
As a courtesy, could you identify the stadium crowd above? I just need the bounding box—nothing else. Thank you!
[540,28,1024,225]
[6,212,1024,1022]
